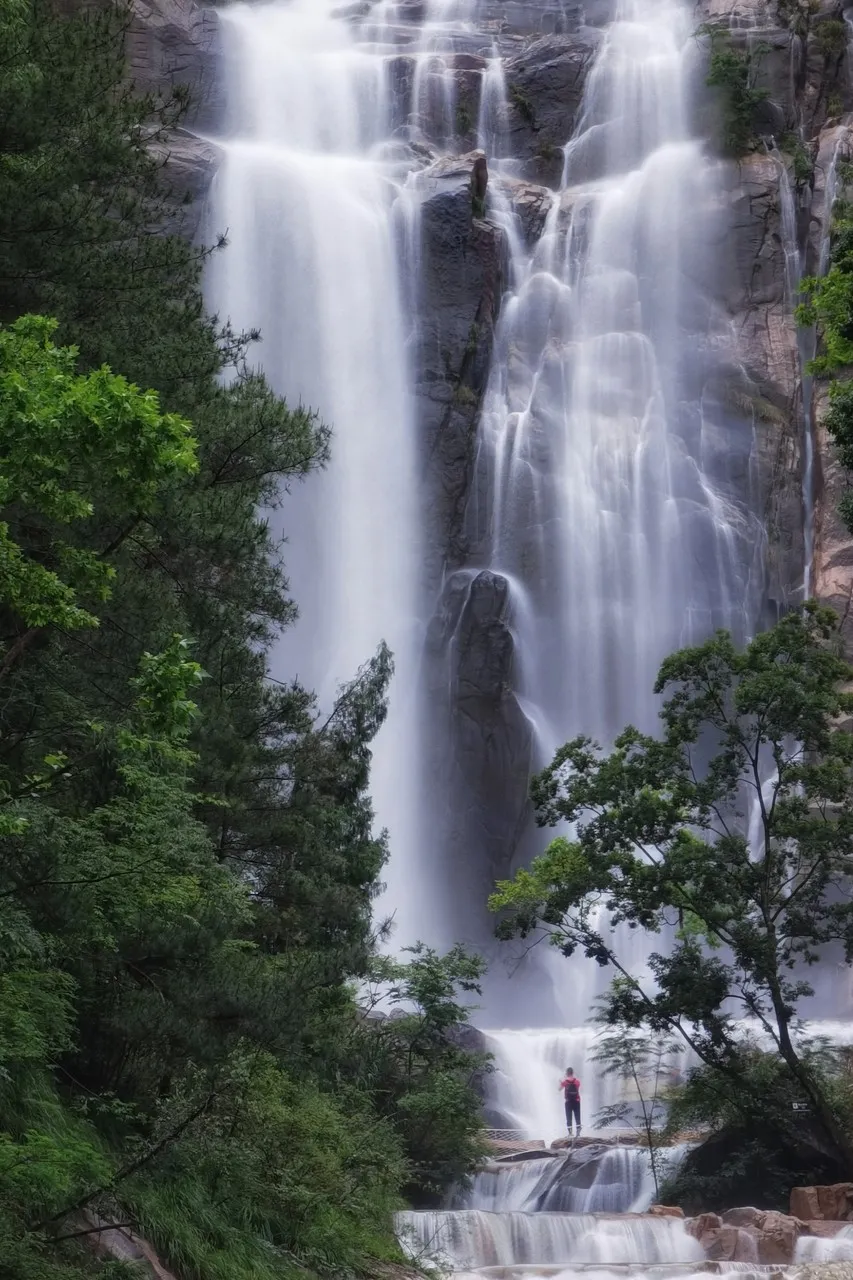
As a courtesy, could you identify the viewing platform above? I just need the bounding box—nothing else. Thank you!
[484,1129,706,1159]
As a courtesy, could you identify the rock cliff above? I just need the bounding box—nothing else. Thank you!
[129,0,222,238]
[127,0,853,918]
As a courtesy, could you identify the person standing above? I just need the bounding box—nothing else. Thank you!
[559,1066,581,1137]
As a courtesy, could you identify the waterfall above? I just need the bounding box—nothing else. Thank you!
[207,1,851,1269]
[795,1226,853,1262]
[481,1028,691,1143]
[206,0,432,944]
[464,0,764,1030]
[396,1210,704,1270]
[478,0,760,790]
[459,1149,666,1214]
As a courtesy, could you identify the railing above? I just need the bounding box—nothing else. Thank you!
[484,1128,530,1143]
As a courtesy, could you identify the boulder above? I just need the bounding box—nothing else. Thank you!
[791,1185,853,1222]
[687,1213,724,1240]
[85,1213,177,1280]
[701,1226,761,1263]
[150,129,223,240]
[500,176,554,246]
[492,1143,550,1161]
[671,1123,848,1216]
[550,1134,640,1150]
[751,1210,805,1264]
[689,1207,809,1264]
[722,1206,766,1228]
[534,1144,645,1211]
[648,1205,685,1219]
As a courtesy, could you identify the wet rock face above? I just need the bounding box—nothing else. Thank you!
[810,125,853,653]
[713,153,804,612]
[129,0,221,128]
[422,568,533,941]
[503,32,600,184]
[129,0,222,237]
[409,152,506,586]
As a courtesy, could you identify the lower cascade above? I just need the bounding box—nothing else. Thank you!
[396,1211,704,1271]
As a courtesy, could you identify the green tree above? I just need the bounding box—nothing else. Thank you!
[0,1,488,1271]
[352,945,490,1204]
[0,0,216,396]
[491,603,853,1169]
[0,314,195,668]
[660,1037,850,1211]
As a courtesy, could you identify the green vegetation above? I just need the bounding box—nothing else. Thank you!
[0,0,486,1275]
[815,19,848,57]
[491,604,853,1199]
[456,103,474,137]
[798,168,853,533]
[700,25,769,156]
[777,0,817,39]
[660,1039,853,1212]
[455,383,479,407]
[536,141,561,165]
[509,85,536,129]
[781,132,813,187]
[773,0,814,37]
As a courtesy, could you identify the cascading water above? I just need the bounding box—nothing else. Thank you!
[481,1029,691,1144]
[206,0,434,945]
[795,1225,853,1262]
[396,1210,704,1270]
[467,0,767,1141]
[478,0,761,779]
[457,1148,670,1214]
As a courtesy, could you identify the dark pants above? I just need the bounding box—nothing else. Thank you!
[565,1096,581,1132]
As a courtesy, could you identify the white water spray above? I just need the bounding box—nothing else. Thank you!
[207,0,431,944]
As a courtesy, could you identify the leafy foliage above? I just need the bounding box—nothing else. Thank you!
[700,25,769,156]
[0,1,487,1274]
[660,1040,853,1211]
[491,604,853,1171]
[355,946,491,1204]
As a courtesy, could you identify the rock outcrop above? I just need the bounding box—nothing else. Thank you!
[128,0,220,122]
[503,32,599,185]
[129,0,222,238]
[694,0,853,634]
[423,567,533,941]
[410,152,505,584]
[85,1213,178,1280]
[792,1184,853,1222]
[688,1206,831,1264]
